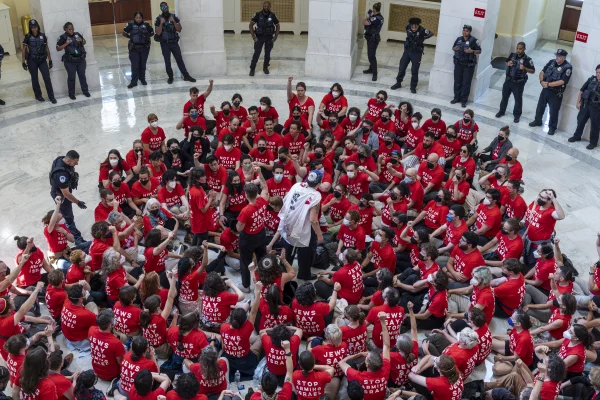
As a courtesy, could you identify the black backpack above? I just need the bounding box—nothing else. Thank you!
[312,245,330,270]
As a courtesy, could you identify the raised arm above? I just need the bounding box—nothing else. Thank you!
[328,283,341,311]
[248,281,262,324]
[161,271,177,320]
[16,282,44,324]
[378,311,391,360]
[286,77,294,102]
[154,231,175,256]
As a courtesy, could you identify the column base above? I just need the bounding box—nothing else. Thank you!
[49,61,100,96]
[181,50,227,77]
[428,64,495,102]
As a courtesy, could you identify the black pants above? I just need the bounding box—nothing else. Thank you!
[129,46,150,84]
[27,57,54,98]
[534,87,563,129]
[573,103,600,146]
[396,50,422,90]
[239,230,267,288]
[366,36,381,75]
[499,79,525,118]
[64,59,88,95]
[51,190,83,244]
[453,63,475,103]
[160,41,189,78]
[192,232,209,246]
[283,229,317,280]
[250,36,274,70]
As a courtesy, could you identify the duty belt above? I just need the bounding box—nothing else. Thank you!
[506,76,526,83]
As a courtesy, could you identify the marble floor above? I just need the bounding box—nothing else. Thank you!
[0,32,596,393]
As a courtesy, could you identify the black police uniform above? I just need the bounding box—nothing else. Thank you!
[572,75,600,148]
[531,58,572,133]
[49,156,83,244]
[56,32,88,97]
[395,25,433,90]
[364,13,384,77]
[154,13,190,80]
[452,35,481,104]
[498,52,535,120]
[250,10,279,72]
[123,20,154,85]
[23,28,55,101]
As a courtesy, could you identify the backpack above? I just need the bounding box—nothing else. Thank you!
[312,245,330,270]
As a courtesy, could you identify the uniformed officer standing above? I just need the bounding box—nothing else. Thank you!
[451,25,481,108]
[123,11,154,89]
[249,1,280,76]
[0,44,5,105]
[568,64,600,150]
[391,17,433,93]
[362,2,384,82]
[154,2,196,84]
[495,42,535,123]
[56,22,89,100]
[529,49,572,135]
[21,19,56,104]
[49,150,86,245]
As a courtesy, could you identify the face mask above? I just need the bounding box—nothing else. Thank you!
[390,193,398,201]
[469,277,479,286]
[279,156,287,163]
[403,177,414,184]
[224,145,232,151]
[391,158,399,165]
[109,159,118,167]
[460,156,468,163]
[384,140,393,147]
[150,121,158,128]
[382,117,389,123]
[537,198,546,207]
[139,179,149,185]
[258,146,266,152]
[432,115,440,121]
[434,194,442,203]
[333,191,342,199]
[359,201,366,209]
[261,105,267,111]
[314,152,323,159]
[552,299,560,308]
[343,218,350,226]
[170,148,179,155]
[507,317,514,327]
[149,208,159,216]
[412,122,419,129]
[120,255,126,265]
[233,101,241,107]
[446,214,453,222]
[418,253,425,261]
[483,198,491,206]
[293,116,300,120]
[233,183,242,189]
[427,162,435,169]
[168,181,177,189]
[533,249,541,259]
[495,172,502,180]
[347,171,355,178]
[243,164,252,171]
[498,135,505,142]
[330,121,337,128]
[349,115,358,122]
[463,118,470,124]
[112,181,121,188]
[375,234,382,243]
[391,221,398,228]
[500,228,508,235]
[505,155,513,162]
[274,174,283,182]
[332,91,340,98]
[427,273,434,282]
[223,109,230,115]
[447,133,456,140]
[563,330,572,340]
[358,153,367,159]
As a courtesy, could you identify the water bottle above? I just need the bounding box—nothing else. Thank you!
[234,370,241,389]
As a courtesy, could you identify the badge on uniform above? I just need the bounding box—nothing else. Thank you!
[566,69,571,76]
[59,176,66,183]
[465,41,470,46]
[371,17,376,21]
[425,30,430,34]
[476,40,481,46]
[557,67,562,71]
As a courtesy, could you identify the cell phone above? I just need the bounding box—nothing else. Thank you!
[237,385,245,390]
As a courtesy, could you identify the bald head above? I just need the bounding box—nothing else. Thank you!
[405,167,417,179]
[507,148,519,159]
[427,153,439,164]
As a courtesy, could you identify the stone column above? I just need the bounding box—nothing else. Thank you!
[177,0,227,77]
[557,5,597,140]
[28,0,100,95]
[305,0,360,80]
[428,0,501,101]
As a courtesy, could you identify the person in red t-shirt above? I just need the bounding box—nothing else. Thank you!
[141,113,166,153]
[363,92,388,122]
[202,272,246,327]
[339,162,379,203]
[61,284,98,351]
[14,236,54,288]
[89,309,126,381]
[131,168,160,208]
[45,270,69,322]
[250,136,275,172]
[128,370,171,400]
[411,132,445,163]
[18,347,60,400]
[408,354,464,400]
[447,267,495,324]
[445,232,485,285]
[292,351,335,400]
[188,167,217,245]
[453,110,479,146]
[421,109,446,139]
[439,126,462,163]
[98,149,133,188]
[336,210,367,253]
[319,86,348,117]
[287,77,316,121]
[402,112,425,151]
[165,372,208,400]
[366,288,405,349]
[284,106,312,137]
[309,324,348,386]
[113,286,143,340]
[493,259,526,318]
[503,181,527,220]
[467,188,503,246]
[117,336,159,396]
[42,197,76,262]
[293,282,339,338]
[126,140,150,175]
[315,249,363,304]
[479,166,511,206]
[417,154,444,201]
[361,228,396,290]
[411,189,450,232]
[449,144,477,181]
[430,204,468,258]
[523,189,565,266]
[282,121,306,157]
[261,324,303,379]
[491,309,534,374]
[340,311,391,400]
[46,351,75,400]
[219,171,248,225]
[481,218,524,270]
[140,273,177,360]
[475,126,511,170]
[499,148,523,181]
[94,188,123,222]
[167,312,209,361]
[251,336,295,400]
[186,347,228,397]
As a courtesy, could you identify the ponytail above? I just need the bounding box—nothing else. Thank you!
[139,311,151,329]
[266,285,282,319]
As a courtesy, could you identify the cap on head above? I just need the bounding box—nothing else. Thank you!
[391,150,401,157]
[555,49,568,57]
[29,19,39,28]
[307,170,323,187]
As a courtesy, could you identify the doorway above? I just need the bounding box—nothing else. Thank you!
[558,0,582,42]
[90,0,152,36]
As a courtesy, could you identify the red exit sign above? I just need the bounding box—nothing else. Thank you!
[474,8,486,18]
[576,31,588,43]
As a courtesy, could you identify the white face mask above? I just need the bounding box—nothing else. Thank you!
[347,171,355,179]
[349,114,358,122]
[483,198,491,206]
[85,254,92,264]
[58,218,66,225]
[375,234,382,243]
[332,91,340,98]
[224,145,232,151]
[343,218,350,226]
[168,181,177,189]
[460,156,468,162]
[427,274,434,283]
[469,277,479,286]
[109,159,118,167]
[274,173,283,182]
[563,330,572,340]
[533,249,541,259]
[412,122,419,129]
[260,105,267,111]
[150,121,158,128]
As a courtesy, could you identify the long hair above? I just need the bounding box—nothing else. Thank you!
[178,312,199,352]
[140,295,161,329]
[101,149,125,172]
[225,170,243,195]
[20,347,49,394]
[74,370,98,400]
[176,257,194,298]
[266,284,282,319]
[131,336,149,362]
[257,254,282,286]
[101,248,121,282]
[139,272,160,300]
[200,347,221,381]
[395,334,416,363]
[437,354,459,384]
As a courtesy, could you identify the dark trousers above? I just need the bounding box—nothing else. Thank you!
[573,103,600,146]
[160,41,188,78]
[396,50,422,89]
[192,232,209,246]
[499,79,525,118]
[453,63,475,103]
[366,36,381,75]
[283,229,317,280]
[51,191,83,244]
[64,60,88,95]
[534,87,563,129]
[27,57,54,98]
[239,230,267,288]
[129,46,150,83]
[250,36,274,70]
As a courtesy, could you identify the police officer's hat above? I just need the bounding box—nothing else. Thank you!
[555,49,568,57]
[463,24,472,32]
[409,17,422,25]
[29,19,40,29]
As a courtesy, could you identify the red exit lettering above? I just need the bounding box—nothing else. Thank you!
[474,8,486,18]
[576,31,589,43]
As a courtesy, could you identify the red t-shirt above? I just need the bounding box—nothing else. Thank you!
[426,284,448,318]
[238,197,268,234]
[475,203,502,239]
[390,341,419,386]
[453,120,479,145]
[258,303,294,331]
[61,302,97,342]
[106,267,127,301]
[423,200,449,230]
[417,161,444,190]
[141,127,166,151]
[250,384,293,400]
[131,177,160,199]
[442,342,478,378]
[110,182,133,207]
[255,132,283,154]
[98,160,132,183]
[471,285,495,324]
[0,314,25,359]
[323,195,351,223]
[365,98,387,121]
[340,116,362,135]
[558,339,586,373]
[332,262,364,304]
[548,308,571,339]
[404,127,424,149]
[366,304,405,348]
[452,156,476,179]
[157,184,185,207]
[45,285,67,319]
[381,199,408,226]
[340,324,367,355]
[346,358,390,400]
[144,247,168,274]
[370,242,396,274]
[533,258,558,291]
[119,351,158,393]
[320,93,348,114]
[337,224,366,251]
[475,324,493,364]
[525,202,557,242]
[167,392,209,400]
[214,146,242,170]
[438,135,462,158]
[495,232,524,260]
[130,387,166,400]
[494,274,525,315]
[421,118,447,139]
[292,299,331,337]
[142,313,168,347]
[183,95,206,116]
[373,119,396,144]
[348,204,375,235]
[88,325,126,380]
[7,353,24,386]
[44,224,70,253]
[20,378,58,400]
[450,247,485,280]
[288,94,315,118]
[204,164,228,192]
[444,179,470,205]
[292,370,332,400]
[249,147,275,165]
[312,342,348,377]
[413,141,445,162]
[94,201,121,222]
[445,220,468,247]
[426,376,464,400]
[505,194,528,220]
[221,320,253,357]
[189,185,210,235]
[180,116,207,138]
[407,181,425,212]
[222,185,248,212]
[266,177,293,198]
[15,248,45,287]
[218,126,246,148]
[540,380,561,400]
[126,149,150,169]
[167,327,208,359]
[262,334,301,375]
[509,327,534,366]
[202,291,239,323]
[282,133,305,155]
[191,359,228,395]
[500,159,524,181]
[114,301,142,335]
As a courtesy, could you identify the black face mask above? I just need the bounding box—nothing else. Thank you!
[552,299,560,308]
[171,148,180,155]
[427,162,435,169]
[498,135,505,142]
[500,228,508,235]
[233,102,241,107]
[381,117,389,123]
[135,148,143,153]
[333,191,342,199]
[293,116,300,120]
[30,246,38,253]
[432,116,440,121]
[258,147,266,152]
[384,140,393,147]
[139,179,149,185]
[505,155,513,162]
[149,209,159,216]
[418,253,425,261]
[391,158,399,165]
[537,198,546,207]
[463,118,471,124]
[358,153,367,159]
[112,181,121,188]
[434,194,442,203]
[359,201,367,209]
[390,193,398,201]
[495,172,502,180]
[223,109,230,115]
[314,152,323,159]
[447,134,457,139]
[391,221,398,228]
[279,157,287,163]
[329,121,337,127]
[410,237,418,244]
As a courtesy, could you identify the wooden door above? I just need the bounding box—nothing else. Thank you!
[558,0,582,41]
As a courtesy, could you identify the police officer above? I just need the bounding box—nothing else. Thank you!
[21,19,56,104]
[0,44,4,105]
[495,42,535,123]
[249,1,280,76]
[451,25,481,108]
[391,17,433,93]
[154,2,196,84]
[49,150,86,245]
[123,11,154,89]
[568,64,600,150]
[529,49,572,135]
[56,22,89,100]
[362,2,384,82]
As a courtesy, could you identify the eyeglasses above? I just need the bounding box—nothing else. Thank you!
[460,149,468,153]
